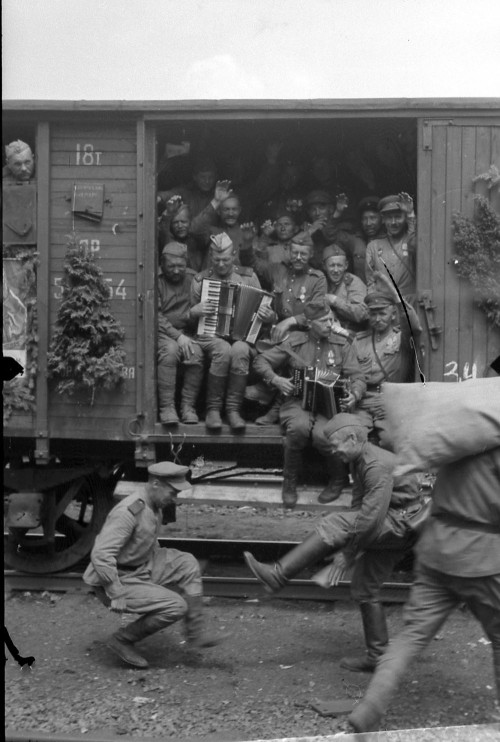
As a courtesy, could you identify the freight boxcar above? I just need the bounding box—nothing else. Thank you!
[3,98,500,573]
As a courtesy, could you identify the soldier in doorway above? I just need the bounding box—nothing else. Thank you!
[323,244,369,335]
[3,140,35,183]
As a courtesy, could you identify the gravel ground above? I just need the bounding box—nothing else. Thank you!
[5,588,499,740]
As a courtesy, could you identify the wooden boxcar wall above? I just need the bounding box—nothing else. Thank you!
[47,120,141,442]
[417,116,500,381]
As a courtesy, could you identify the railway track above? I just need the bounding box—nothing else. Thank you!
[5,536,412,603]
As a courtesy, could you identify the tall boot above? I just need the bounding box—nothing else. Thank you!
[317,454,349,504]
[205,373,226,431]
[282,445,302,509]
[180,364,203,424]
[225,372,248,431]
[184,594,231,649]
[255,395,281,425]
[340,601,389,672]
[158,363,179,425]
[108,610,177,668]
[244,531,332,594]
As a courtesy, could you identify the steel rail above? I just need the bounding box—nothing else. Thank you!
[5,569,411,603]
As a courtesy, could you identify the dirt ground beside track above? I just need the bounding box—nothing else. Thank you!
[5,505,499,740]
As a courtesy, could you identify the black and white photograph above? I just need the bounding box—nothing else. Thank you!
[3,1,500,741]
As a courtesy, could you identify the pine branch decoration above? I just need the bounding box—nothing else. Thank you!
[452,196,500,328]
[47,234,126,402]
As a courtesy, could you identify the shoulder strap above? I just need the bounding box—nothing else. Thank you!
[127,499,145,516]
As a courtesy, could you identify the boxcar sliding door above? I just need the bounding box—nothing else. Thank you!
[417,116,500,382]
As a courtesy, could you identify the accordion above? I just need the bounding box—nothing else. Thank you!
[292,367,350,418]
[197,278,273,344]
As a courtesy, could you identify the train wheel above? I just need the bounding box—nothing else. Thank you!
[4,473,114,574]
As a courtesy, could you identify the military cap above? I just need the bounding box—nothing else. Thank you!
[379,195,405,213]
[275,210,297,223]
[305,189,334,206]
[290,233,313,248]
[171,203,190,219]
[5,139,32,159]
[304,301,332,321]
[148,461,191,491]
[358,196,380,214]
[324,413,366,438]
[323,243,347,261]
[161,241,188,259]
[209,232,233,252]
[364,290,397,309]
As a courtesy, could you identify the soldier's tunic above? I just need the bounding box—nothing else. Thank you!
[158,269,203,368]
[83,494,202,619]
[354,302,422,437]
[253,329,366,452]
[314,443,421,601]
[239,244,327,327]
[191,265,263,375]
[327,272,369,333]
[365,232,416,302]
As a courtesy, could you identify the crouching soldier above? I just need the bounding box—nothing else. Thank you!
[253,302,366,508]
[83,462,230,668]
[157,242,204,425]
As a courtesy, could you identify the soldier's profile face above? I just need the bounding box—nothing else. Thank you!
[149,479,177,509]
[382,210,406,237]
[361,210,381,238]
[162,255,187,283]
[324,256,348,285]
[8,150,34,180]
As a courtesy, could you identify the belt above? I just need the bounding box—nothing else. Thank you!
[117,563,144,572]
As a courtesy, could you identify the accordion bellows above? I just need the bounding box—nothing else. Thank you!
[197,278,273,344]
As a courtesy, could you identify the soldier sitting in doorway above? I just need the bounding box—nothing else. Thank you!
[252,301,366,508]
[323,244,369,335]
[190,233,275,432]
[157,242,204,426]
[3,140,35,183]
[354,271,422,447]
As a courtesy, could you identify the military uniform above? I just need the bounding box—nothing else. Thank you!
[365,231,416,302]
[239,243,327,327]
[326,272,369,333]
[354,296,422,441]
[83,462,228,668]
[157,246,204,425]
[350,447,500,732]
[254,328,366,452]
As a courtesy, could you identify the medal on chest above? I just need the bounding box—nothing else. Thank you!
[327,349,336,366]
[299,285,306,303]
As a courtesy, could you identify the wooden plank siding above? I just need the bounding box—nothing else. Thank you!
[417,118,500,382]
[46,122,140,442]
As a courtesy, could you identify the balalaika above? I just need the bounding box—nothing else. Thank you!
[197,279,274,344]
[292,367,350,418]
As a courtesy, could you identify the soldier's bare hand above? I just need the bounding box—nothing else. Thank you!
[286,198,303,212]
[260,219,274,237]
[110,597,128,613]
[214,180,233,203]
[164,194,184,216]
[272,376,295,396]
[257,305,276,323]
[398,192,414,214]
[178,333,197,360]
[308,218,327,233]
[190,300,216,318]
[271,318,294,342]
[335,193,349,213]
[340,391,357,412]
[324,553,348,587]
[240,222,257,242]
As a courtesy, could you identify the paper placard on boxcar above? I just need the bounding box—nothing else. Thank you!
[72,182,104,222]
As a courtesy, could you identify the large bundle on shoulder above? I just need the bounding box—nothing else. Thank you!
[384,378,500,477]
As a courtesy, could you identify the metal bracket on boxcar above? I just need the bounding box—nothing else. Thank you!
[168,432,186,465]
[418,289,442,351]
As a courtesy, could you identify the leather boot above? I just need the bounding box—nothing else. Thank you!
[225,372,248,431]
[282,445,302,509]
[205,373,226,431]
[340,601,389,672]
[180,364,203,424]
[317,455,349,504]
[158,363,179,425]
[348,699,384,733]
[244,531,332,594]
[108,611,176,668]
[255,395,281,425]
[184,594,231,649]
